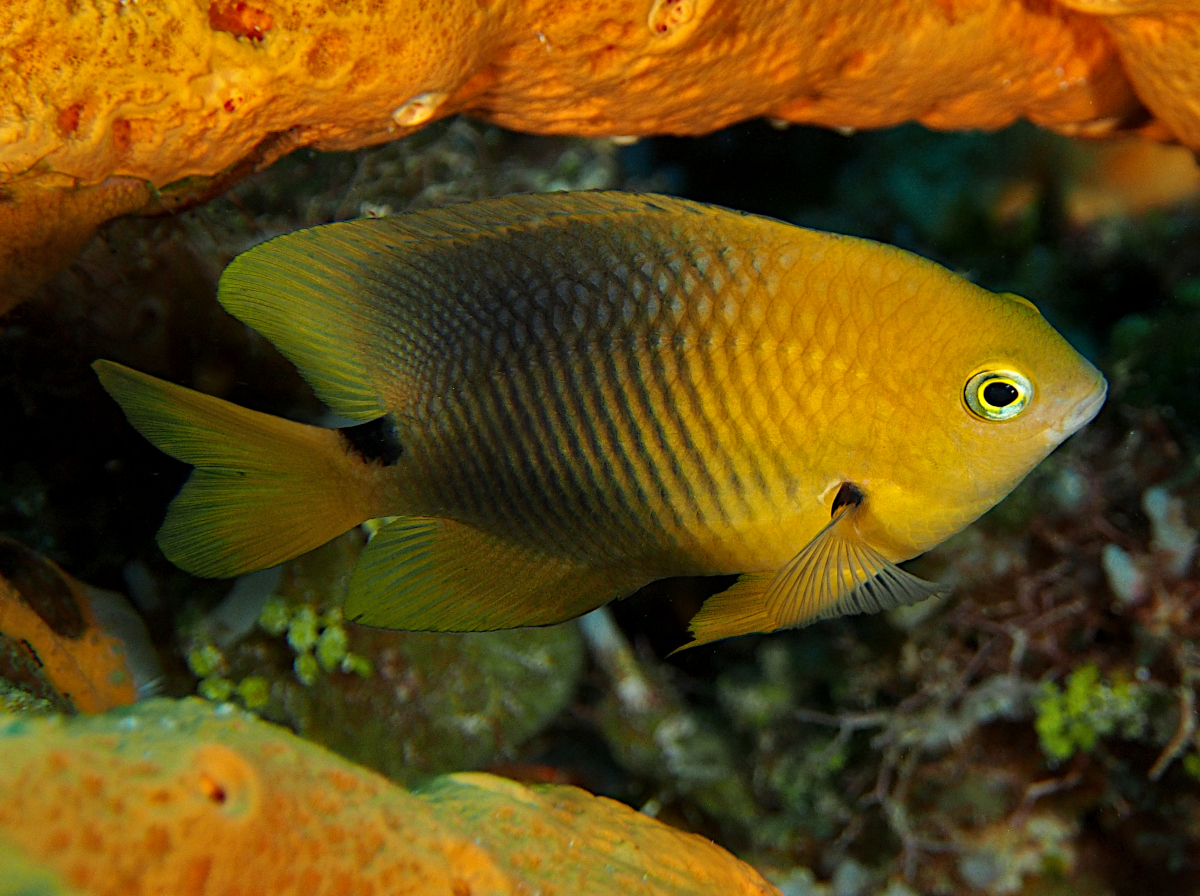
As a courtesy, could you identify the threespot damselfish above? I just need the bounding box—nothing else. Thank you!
[95,191,1107,648]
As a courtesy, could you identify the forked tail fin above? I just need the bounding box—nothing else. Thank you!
[94,360,390,578]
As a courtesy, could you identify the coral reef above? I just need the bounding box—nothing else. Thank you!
[580,608,759,835]
[5,0,1200,307]
[183,532,586,784]
[0,697,781,896]
[4,93,1200,893]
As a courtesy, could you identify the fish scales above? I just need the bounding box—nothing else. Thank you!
[94,191,1107,641]
[361,213,800,566]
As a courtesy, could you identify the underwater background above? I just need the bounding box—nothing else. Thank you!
[3,115,1200,895]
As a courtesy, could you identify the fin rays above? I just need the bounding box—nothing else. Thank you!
[767,519,942,626]
[346,517,650,632]
[683,504,944,649]
[94,360,386,578]
[218,230,389,422]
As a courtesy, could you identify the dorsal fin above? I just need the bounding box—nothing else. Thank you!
[215,192,754,422]
[218,227,389,422]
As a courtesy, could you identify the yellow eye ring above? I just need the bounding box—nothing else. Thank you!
[965,370,1032,421]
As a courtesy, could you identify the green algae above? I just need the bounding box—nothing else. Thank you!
[1033,664,1148,763]
[186,643,224,678]
[182,532,585,785]
[257,596,291,637]
[285,605,319,654]
[0,680,54,716]
[197,675,234,702]
[315,622,349,672]
[235,675,270,709]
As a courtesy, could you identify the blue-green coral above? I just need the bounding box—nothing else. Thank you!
[1033,664,1147,762]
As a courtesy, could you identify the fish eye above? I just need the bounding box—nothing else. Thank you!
[964,370,1032,421]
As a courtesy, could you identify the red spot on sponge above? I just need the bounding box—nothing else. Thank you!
[208,2,274,41]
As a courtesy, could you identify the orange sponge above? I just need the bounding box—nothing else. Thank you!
[0,698,780,896]
[0,0,1154,191]
[3,0,1199,311]
[1058,0,1200,147]
[0,537,144,714]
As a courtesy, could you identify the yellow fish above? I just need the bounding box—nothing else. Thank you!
[94,192,1106,648]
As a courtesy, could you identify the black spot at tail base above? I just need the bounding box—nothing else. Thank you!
[339,416,403,466]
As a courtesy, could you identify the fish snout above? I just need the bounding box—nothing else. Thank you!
[1058,376,1108,438]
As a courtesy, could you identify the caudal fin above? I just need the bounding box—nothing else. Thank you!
[94,360,389,578]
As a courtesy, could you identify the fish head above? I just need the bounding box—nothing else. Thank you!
[947,291,1108,450]
[846,287,1106,557]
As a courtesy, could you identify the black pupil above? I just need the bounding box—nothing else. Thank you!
[983,381,1019,408]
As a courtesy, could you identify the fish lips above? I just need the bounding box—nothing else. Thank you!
[1051,377,1108,442]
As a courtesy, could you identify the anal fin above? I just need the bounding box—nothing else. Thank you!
[344,517,650,632]
[680,500,944,650]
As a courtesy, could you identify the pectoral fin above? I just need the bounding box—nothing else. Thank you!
[681,499,944,650]
[344,517,650,632]
[671,573,775,651]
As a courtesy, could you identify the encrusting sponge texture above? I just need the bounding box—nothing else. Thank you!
[0,698,781,896]
[2,0,1200,310]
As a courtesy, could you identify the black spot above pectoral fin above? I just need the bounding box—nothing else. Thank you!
[338,415,403,466]
[681,484,944,649]
[831,481,864,516]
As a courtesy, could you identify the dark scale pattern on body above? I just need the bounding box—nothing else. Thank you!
[350,211,795,564]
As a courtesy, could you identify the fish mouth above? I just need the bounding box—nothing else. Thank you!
[1057,377,1108,439]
